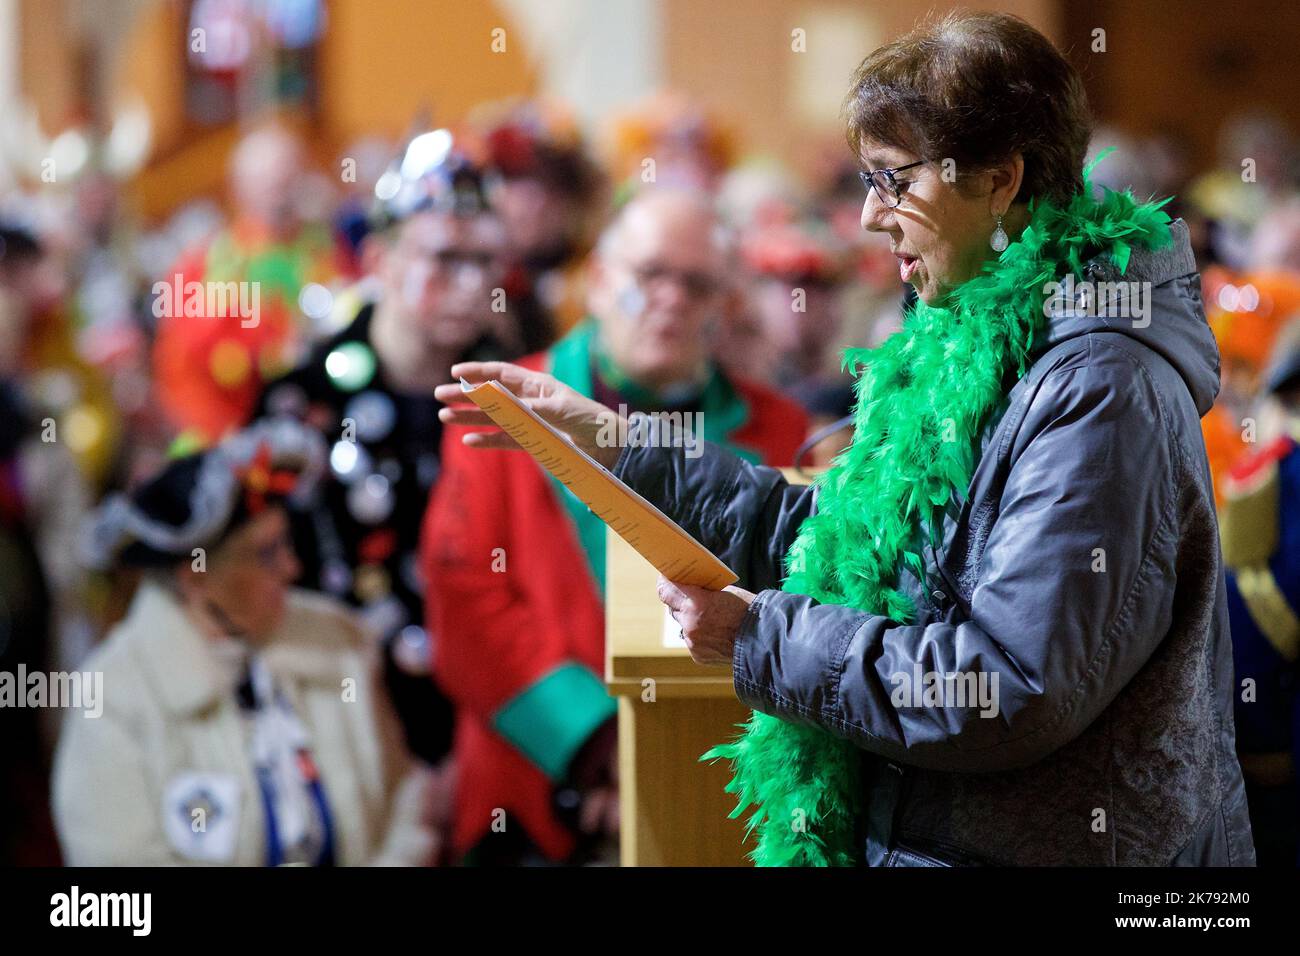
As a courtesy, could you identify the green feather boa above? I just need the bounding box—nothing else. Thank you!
[703,162,1175,866]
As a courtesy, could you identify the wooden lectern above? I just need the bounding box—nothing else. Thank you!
[605,526,753,865]
[604,469,809,866]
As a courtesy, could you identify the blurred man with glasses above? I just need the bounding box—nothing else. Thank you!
[421,187,808,864]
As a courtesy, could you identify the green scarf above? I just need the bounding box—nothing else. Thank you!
[703,162,1175,866]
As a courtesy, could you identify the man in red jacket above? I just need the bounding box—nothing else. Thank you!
[422,189,809,863]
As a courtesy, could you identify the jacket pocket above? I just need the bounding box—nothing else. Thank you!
[886,834,991,867]
[886,845,954,867]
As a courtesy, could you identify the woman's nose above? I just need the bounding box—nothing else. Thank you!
[860,193,893,233]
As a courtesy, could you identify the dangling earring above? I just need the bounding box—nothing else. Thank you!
[990,214,1008,252]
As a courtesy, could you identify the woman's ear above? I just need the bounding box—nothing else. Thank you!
[989,154,1026,214]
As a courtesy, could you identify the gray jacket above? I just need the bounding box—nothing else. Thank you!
[613,220,1255,866]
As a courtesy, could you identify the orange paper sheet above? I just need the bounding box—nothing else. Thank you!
[460,379,738,590]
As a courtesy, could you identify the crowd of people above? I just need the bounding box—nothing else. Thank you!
[1,87,1299,866]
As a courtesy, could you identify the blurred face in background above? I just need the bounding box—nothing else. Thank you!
[0,284,27,377]
[75,172,119,246]
[0,249,66,316]
[177,507,301,642]
[492,175,583,265]
[587,191,728,391]
[377,209,507,355]
[751,275,840,357]
[1250,200,1300,272]
[230,126,309,241]
[0,244,66,375]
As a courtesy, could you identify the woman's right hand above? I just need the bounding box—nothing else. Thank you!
[434,361,627,471]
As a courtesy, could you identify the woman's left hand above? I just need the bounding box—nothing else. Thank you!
[656,576,757,666]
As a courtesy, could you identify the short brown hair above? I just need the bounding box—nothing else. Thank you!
[843,11,1091,206]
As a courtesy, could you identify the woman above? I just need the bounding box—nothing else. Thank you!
[53,419,438,865]
[437,11,1255,867]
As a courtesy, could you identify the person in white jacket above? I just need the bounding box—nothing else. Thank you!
[53,419,441,866]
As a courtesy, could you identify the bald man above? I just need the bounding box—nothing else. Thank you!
[228,123,310,244]
[421,188,809,865]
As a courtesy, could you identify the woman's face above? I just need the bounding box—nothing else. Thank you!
[179,507,301,641]
[858,140,1020,304]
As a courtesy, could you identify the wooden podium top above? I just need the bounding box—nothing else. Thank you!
[604,528,736,698]
[604,468,810,699]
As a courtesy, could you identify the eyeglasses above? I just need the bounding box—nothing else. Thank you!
[401,246,499,291]
[859,160,927,209]
[630,261,723,301]
[406,247,498,275]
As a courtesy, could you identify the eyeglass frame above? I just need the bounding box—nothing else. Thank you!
[858,159,928,209]
[624,259,725,301]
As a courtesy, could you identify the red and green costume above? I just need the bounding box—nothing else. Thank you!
[153,219,344,443]
[422,321,808,860]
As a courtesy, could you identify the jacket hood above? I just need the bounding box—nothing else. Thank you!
[1032,218,1221,415]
